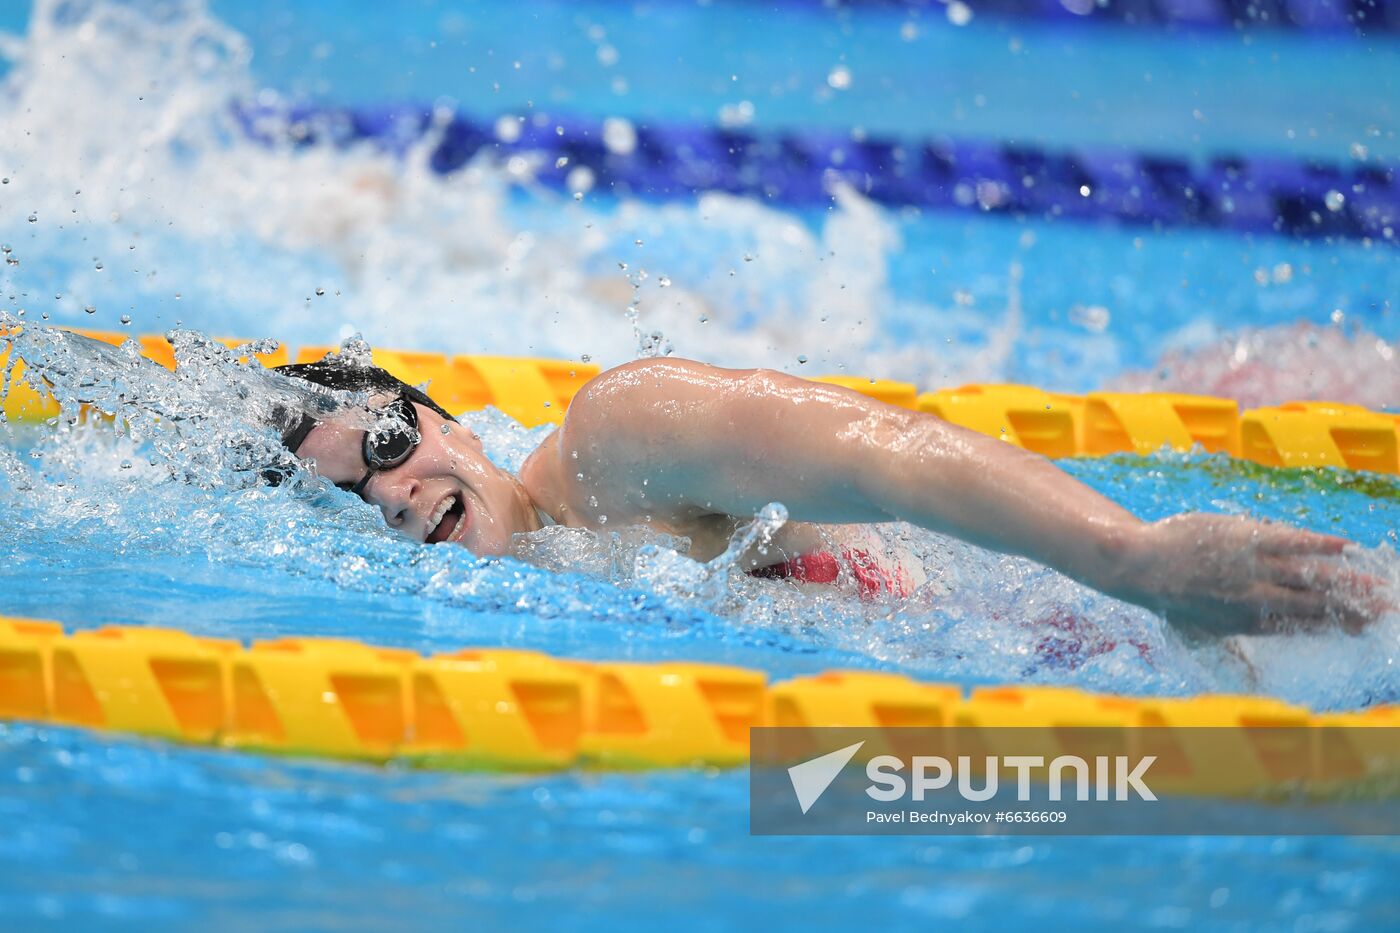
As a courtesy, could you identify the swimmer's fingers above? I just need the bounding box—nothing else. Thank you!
[1251,581,1377,635]
[1254,525,1348,558]
[1263,557,1361,591]
[1262,558,1392,630]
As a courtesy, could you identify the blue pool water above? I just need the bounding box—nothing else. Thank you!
[1,0,1399,929]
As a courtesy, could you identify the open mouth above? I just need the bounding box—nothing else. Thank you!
[425,495,468,545]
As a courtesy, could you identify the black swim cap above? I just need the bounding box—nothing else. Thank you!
[273,359,456,456]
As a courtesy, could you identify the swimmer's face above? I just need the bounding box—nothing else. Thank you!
[296,398,540,556]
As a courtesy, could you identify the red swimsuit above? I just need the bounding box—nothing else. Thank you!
[750,549,1152,669]
[748,547,914,600]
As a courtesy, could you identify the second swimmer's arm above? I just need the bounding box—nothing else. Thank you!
[564,358,1366,633]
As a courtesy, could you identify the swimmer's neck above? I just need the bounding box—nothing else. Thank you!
[518,429,570,527]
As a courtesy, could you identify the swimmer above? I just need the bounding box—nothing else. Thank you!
[275,354,1382,637]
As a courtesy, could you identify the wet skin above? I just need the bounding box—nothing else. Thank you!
[296,358,1385,636]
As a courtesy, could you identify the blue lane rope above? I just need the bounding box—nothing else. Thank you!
[235,103,1398,242]
[781,0,1397,33]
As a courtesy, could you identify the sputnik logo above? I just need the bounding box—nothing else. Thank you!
[787,741,865,814]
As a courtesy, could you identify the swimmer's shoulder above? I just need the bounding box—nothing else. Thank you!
[561,358,738,443]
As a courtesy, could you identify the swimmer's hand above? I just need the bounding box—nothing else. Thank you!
[1104,514,1386,636]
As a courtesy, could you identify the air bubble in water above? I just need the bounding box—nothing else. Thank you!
[120,314,131,325]
[826,65,851,90]
[120,460,132,470]
[315,287,325,296]
[797,354,808,364]
[601,117,637,156]
[94,261,103,270]
[566,165,594,195]
[27,213,37,223]
[440,424,451,435]
[658,276,671,287]
[84,306,95,314]
[1324,190,1345,212]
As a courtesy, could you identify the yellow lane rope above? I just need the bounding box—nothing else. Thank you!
[0,618,1395,793]
[2,328,1399,474]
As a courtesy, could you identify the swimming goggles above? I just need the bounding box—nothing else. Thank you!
[339,394,421,496]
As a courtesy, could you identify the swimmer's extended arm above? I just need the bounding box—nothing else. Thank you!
[567,358,1372,634]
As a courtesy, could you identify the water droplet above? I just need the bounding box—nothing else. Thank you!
[947,1,973,25]
[1324,190,1345,212]
[119,314,131,325]
[315,287,325,296]
[658,276,671,287]
[84,306,95,314]
[566,165,595,196]
[602,117,636,155]
[440,424,452,435]
[27,213,37,223]
[494,114,522,143]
